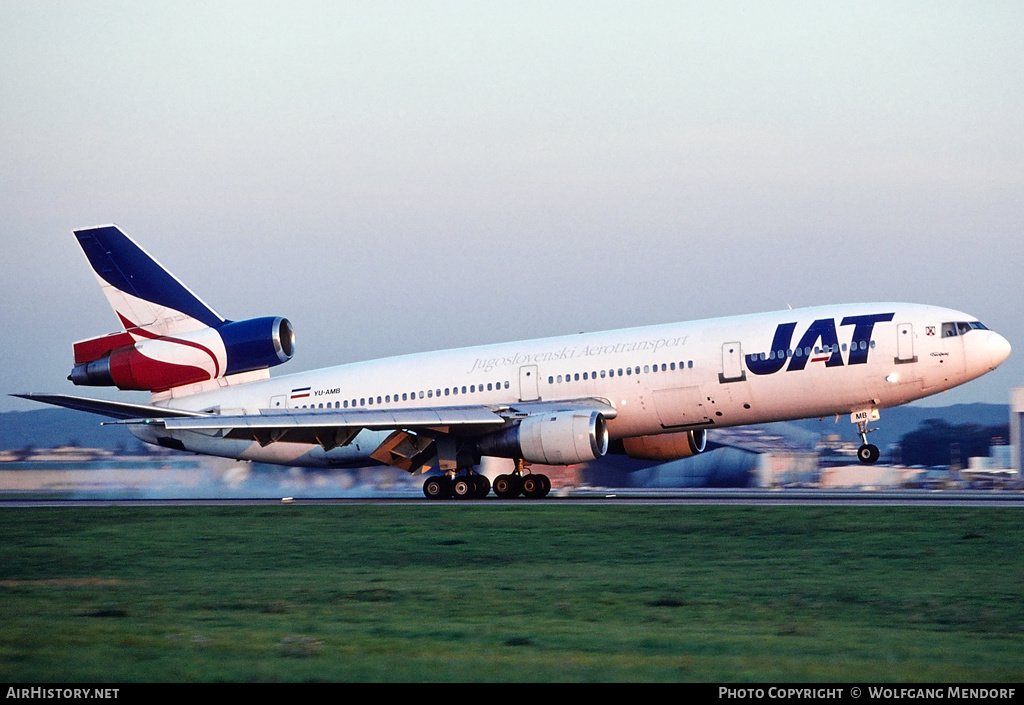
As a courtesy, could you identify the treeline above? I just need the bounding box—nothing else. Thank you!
[898,419,1009,466]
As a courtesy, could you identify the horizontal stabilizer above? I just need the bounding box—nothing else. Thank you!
[12,393,208,420]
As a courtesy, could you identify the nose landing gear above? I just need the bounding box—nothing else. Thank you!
[855,417,881,465]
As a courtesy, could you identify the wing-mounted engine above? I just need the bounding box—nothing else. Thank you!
[475,410,609,465]
[69,316,294,392]
[615,429,707,461]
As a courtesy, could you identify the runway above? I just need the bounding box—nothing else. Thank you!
[3,488,1023,508]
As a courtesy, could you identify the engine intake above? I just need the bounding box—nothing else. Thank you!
[220,316,295,374]
[476,410,609,465]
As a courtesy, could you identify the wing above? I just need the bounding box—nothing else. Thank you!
[115,397,618,472]
[155,405,508,449]
[20,391,617,473]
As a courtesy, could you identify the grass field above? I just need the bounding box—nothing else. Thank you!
[1,504,1022,682]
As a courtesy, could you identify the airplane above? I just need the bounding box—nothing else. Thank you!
[16,225,1011,499]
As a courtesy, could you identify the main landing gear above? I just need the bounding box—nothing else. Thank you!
[422,459,551,500]
[855,417,881,465]
[422,471,490,499]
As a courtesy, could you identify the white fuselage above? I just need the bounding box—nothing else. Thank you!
[133,302,1010,468]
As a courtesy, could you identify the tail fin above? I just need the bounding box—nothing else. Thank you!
[74,225,224,337]
[68,225,294,393]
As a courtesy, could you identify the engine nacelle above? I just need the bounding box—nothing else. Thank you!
[619,429,707,461]
[69,316,294,392]
[476,410,609,465]
[219,317,295,374]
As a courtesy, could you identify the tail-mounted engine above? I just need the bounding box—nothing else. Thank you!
[475,410,609,465]
[69,316,294,392]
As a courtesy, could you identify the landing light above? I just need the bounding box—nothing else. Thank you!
[885,373,899,383]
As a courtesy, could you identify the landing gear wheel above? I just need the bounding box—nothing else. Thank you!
[857,444,880,465]
[423,476,453,499]
[522,474,550,499]
[472,474,491,499]
[493,474,522,499]
[537,473,551,497]
[452,476,476,499]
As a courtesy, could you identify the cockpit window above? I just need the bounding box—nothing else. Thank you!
[946,321,988,336]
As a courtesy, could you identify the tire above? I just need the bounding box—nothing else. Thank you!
[522,475,545,499]
[423,476,452,499]
[493,474,522,499]
[535,473,551,498]
[857,444,880,465]
[472,474,491,498]
[453,477,475,499]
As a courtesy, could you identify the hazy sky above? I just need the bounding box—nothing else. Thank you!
[2,1,1022,414]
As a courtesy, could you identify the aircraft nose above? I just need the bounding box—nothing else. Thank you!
[989,332,1011,370]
